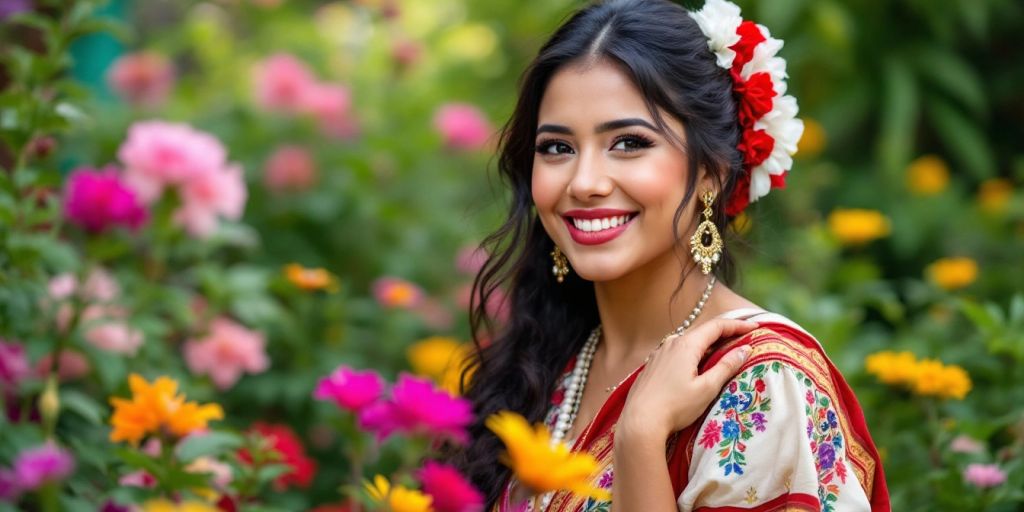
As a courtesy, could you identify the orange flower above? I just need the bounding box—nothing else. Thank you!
[977,179,1013,214]
[284,263,339,292]
[109,374,224,445]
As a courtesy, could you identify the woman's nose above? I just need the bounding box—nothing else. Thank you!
[566,149,613,200]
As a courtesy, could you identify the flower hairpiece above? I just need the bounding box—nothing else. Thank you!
[689,0,804,216]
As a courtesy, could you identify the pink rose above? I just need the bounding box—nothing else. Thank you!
[183,317,269,390]
[433,103,492,151]
[106,51,175,108]
[963,463,1006,488]
[264,145,317,193]
[301,83,358,139]
[174,163,247,238]
[117,120,230,202]
[252,53,317,113]
[83,319,143,356]
[62,166,148,233]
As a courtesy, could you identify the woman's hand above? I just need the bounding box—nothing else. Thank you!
[616,318,757,443]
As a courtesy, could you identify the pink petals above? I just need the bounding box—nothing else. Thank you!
[313,366,385,413]
[433,103,492,151]
[106,51,175,108]
[418,460,484,512]
[183,317,269,390]
[316,367,473,444]
[117,120,247,238]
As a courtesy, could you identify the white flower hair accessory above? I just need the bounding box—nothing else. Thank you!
[689,0,805,215]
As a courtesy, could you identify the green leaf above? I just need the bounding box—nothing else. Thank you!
[877,58,919,182]
[59,389,106,425]
[927,98,995,179]
[910,47,986,117]
[175,431,243,463]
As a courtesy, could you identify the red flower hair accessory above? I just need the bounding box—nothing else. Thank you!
[689,0,805,215]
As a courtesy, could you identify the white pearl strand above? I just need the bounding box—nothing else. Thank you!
[530,276,717,511]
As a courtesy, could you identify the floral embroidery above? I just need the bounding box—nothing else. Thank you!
[744,486,759,504]
[581,466,613,511]
[805,383,846,512]
[703,363,773,476]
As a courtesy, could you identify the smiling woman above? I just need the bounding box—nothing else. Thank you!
[445,0,890,511]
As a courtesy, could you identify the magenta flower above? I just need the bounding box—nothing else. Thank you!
[356,400,400,442]
[963,463,1006,489]
[313,365,385,413]
[12,442,75,491]
[264,145,317,193]
[418,460,484,512]
[0,340,31,393]
[63,166,148,233]
[183,317,269,390]
[0,468,18,501]
[106,51,175,108]
[433,103,492,150]
[389,373,473,443]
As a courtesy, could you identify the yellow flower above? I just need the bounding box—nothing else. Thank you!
[911,359,972,400]
[978,178,1013,213]
[865,351,918,386]
[906,155,949,195]
[485,411,610,501]
[439,23,498,62]
[140,499,220,512]
[926,257,978,290]
[407,336,476,395]
[796,118,826,158]
[408,336,463,378]
[284,263,339,292]
[109,374,224,445]
[827,209,891,245]
[364,474,434,512]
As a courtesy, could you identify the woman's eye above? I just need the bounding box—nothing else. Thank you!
[611,133,655,153]
[536,140,574,155]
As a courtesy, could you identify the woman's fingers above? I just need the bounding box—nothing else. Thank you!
[699,346,753,392]
[663,318,757,354]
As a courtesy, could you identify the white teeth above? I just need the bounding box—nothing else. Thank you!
[571,214,633,232]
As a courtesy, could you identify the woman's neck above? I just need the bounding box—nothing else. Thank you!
[591,247,735,363]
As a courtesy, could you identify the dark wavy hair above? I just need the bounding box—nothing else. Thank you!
[446,0,744,506]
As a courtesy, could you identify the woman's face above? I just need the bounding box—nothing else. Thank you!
[532,58,699,283]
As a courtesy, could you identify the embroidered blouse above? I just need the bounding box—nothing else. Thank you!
[495,309,890,512]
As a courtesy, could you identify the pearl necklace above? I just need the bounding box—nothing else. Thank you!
[530,276,717,511]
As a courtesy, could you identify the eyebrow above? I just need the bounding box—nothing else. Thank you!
[536,118,660,136]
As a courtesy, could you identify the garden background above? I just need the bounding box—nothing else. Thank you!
[1,0,1023,510]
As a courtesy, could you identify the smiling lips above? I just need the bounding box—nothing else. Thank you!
[562,208,638,245]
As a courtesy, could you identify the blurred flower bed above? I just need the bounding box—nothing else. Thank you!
[0,0,1023,510]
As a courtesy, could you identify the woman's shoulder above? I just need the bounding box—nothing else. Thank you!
[712,308,835,384]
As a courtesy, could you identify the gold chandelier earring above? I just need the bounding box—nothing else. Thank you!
[689,190,724,275]
[551,245,570,283]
